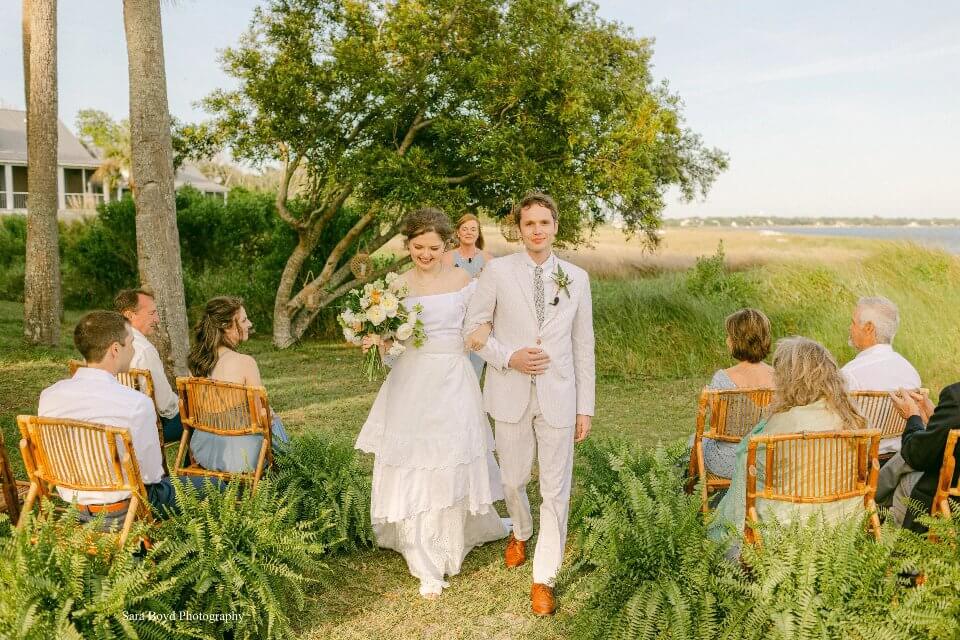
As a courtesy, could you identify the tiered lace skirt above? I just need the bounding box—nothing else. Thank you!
[355,336,508,595]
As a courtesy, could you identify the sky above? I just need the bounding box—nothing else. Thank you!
[1,1,957,219]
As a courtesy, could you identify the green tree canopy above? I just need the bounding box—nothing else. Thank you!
[201,0,728,345]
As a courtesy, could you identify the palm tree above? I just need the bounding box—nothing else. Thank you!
[122,0,190,375]
[21,0,62,346]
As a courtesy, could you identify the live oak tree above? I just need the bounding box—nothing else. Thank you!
[21,0,62,345]
[202,0,728,347]
[122,0,191,374]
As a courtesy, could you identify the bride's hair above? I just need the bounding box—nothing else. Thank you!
[189,295,245,377]
[402,207,454,247]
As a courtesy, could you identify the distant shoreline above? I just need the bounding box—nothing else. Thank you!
[663,218,960,228]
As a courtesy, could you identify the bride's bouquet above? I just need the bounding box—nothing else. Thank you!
[337,272,426,381]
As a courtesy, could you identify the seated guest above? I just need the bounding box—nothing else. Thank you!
[114,288,183,444]
[187,296,289,473]
[877,387,959,532]
[841,296,921,456]
[37,311,211,525]
[709,337,867,552]
[690,308,775,479]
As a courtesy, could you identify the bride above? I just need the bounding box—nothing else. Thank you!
[354,207,509,598]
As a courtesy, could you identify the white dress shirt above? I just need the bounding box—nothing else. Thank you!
[130,327,179,418]
[37,367,165,505]
[841,343,922,454]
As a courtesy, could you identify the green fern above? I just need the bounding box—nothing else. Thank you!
[148,477,328,640]
[566,437,960,640]
[0,501,201,640]
[272,434,375,552]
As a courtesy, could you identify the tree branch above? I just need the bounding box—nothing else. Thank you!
[275,146,304,230]
[285,203,379,312]
[441,172,477,185]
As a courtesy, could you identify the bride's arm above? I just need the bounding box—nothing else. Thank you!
[465,323,491,351]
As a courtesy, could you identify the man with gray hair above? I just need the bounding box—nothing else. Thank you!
[841,296,921,455]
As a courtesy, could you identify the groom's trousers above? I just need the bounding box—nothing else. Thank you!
[494,384,575,586]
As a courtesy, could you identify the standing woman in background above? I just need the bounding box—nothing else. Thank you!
[443,213,495,379]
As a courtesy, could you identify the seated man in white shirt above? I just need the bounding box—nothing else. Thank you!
[37,311,210,525]
[840,295,921,456]
[114,288,182,444]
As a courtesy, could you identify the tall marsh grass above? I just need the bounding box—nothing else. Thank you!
[594,241,960,395]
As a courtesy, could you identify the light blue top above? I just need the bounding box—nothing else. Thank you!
[451,249,486,277]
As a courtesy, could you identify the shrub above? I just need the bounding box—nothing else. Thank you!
[0,503,197,640]
[150,478,328,640]
[272,434,375,553]
[566,437,960,640]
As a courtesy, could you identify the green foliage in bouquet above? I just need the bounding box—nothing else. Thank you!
[273,434,375,553]
[566,438,960,640]
[0,502,198,640]
[149,479,328,640]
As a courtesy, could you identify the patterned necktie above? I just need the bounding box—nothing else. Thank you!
[534,265,545,327]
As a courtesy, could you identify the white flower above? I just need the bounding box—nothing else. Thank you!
[360,295,371,308]
[351,336,363,346]
[385,271,398,285]
[382,292,399,317]
[395,323,414,341]
[340,310,355,326]
[363,283,375,295]
[366,305,387,326]
[387,343,406,357]
[355,312,367,324]
[342,327,357,342]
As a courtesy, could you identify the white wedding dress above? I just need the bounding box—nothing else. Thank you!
[355,281,509,596]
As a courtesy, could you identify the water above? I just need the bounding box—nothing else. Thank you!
[760,226,960,254]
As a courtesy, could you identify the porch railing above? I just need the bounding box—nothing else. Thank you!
[65,193,105,210]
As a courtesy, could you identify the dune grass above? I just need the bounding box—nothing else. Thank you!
[3,233,960,638]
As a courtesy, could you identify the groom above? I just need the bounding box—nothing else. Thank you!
[465,191,595,616]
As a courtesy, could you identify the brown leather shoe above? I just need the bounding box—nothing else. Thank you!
[531,583,556,616]
[504,533,526,568]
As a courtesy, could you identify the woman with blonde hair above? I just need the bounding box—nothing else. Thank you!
[709,337,866,548]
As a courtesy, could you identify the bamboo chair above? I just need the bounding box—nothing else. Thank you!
[174,377,274,491]
[0,430,29,524]
[850,389,927,460]
[16,415,153,548]
[930,429,960,521]
[744,429,882,547]
[68,359,171,469]
[687,387,775,512]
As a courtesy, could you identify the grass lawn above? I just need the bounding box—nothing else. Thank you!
[0,300,698,639]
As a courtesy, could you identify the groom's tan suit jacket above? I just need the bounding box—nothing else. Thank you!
[465,251,595,428]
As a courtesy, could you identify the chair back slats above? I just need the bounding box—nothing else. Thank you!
[177,377,269,436]
[932,429,960,519]
[745,429,882,544]
[850,391,922,439]
[18,418,136,493]
[707,388,775,441]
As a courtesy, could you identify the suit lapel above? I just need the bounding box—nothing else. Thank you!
[512,253,539,326]
[540,259,564,330]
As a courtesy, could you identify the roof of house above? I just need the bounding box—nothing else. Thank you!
[0,108,101,168]
[176,162,228,193]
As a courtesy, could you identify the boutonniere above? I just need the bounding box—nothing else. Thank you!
[550,264,572,305]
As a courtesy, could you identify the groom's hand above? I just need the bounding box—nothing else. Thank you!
[508,348,550,375]
[574,415,592,443]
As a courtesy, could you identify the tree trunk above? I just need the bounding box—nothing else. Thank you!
[272,228,322,348]
[123,0,190,375]
[22,0,62,346]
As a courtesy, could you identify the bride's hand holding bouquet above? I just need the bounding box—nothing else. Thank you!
[338,272,426,381]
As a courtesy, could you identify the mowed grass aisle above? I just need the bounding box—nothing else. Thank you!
[0,300,699,640]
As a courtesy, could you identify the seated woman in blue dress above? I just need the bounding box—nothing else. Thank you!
[689,308,775,479]
[708,337,867,557]
[187,296,289,473]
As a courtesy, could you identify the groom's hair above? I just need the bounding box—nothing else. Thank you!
[515,191,558,224]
